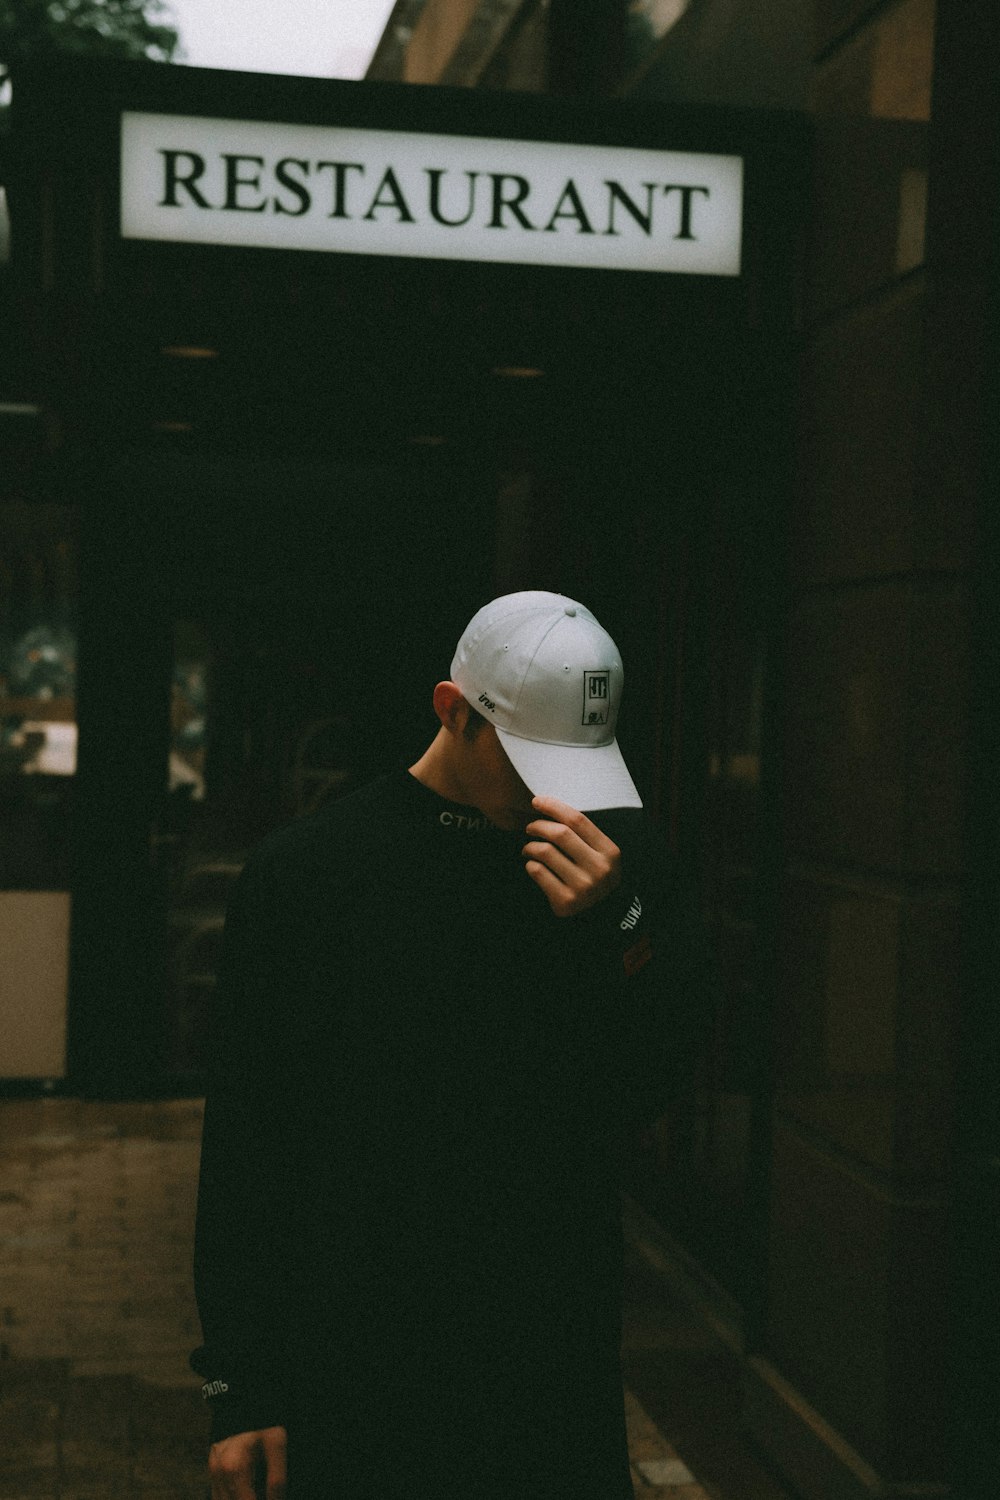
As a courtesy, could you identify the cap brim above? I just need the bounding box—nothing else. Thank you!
[496,727,643,811]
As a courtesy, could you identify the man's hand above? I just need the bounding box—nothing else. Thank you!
[522,796,622,917]
[208,1426,287,1500]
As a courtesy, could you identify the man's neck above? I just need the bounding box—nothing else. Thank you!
[408,730,473,808]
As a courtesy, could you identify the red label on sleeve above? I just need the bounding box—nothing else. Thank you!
[623,931,653,977]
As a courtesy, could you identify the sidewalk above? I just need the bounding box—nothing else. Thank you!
[0,1098,770,1499]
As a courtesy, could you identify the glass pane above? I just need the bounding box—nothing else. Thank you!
[161,614,361,1087]
[0,505,77,891]
[625,585,772,1311]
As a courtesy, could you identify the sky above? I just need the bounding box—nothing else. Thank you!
[164,0,398,81]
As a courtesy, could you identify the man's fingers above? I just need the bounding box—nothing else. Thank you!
[524,857,577,917]
[263,1428,288,1500]
[208,1457,256,1500]
[208,1444,257,1500]
[523,799,622,916]
[524,818,618,886]
[209,1429,287,1500]
[524,819,596,869]
[529,796,620,857]
[522,838,588,890]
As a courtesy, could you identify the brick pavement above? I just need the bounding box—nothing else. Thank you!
[0,1098,712,1499]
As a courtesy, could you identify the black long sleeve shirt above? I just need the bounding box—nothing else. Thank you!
[190,768,713,1493]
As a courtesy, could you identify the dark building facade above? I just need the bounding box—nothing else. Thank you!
[368,3,998,1499]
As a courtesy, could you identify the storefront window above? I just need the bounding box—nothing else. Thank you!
[0,509,77,891]
[625,531,776,1314]
[0,507,77,1081]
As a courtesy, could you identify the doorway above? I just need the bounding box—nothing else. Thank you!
[12,60,803,1322]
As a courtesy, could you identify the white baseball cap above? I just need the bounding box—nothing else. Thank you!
[450,590,642,810]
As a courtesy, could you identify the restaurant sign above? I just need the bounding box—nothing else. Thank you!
[120,112,743,276]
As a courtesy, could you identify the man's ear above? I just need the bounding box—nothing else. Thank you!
[432,681,470,734]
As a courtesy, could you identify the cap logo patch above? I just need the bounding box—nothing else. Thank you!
[583,670,610,725]
[478,691,496,713]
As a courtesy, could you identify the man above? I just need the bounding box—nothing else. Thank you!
[192,590,712,1499]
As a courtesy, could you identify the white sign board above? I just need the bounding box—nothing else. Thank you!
[120,112,743,276]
